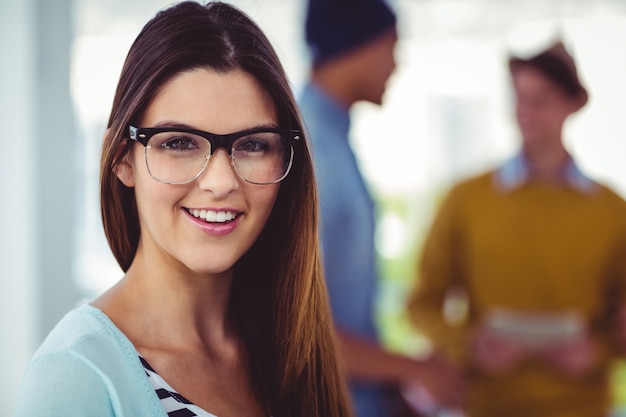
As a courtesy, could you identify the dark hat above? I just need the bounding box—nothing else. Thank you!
[305,0,397,65]
[509,41,588,107]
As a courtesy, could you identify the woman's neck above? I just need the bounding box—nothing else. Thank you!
[93,248,237,355]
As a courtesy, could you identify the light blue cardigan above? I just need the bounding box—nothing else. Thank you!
[13,304,168,417]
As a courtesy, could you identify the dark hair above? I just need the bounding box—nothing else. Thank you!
[99,2,351,415]
[509,41,588,104]
[510,54,580,98]
[305,0,396,65]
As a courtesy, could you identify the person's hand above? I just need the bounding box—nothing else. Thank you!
[470,324,526,375]
[403,353,466,410]
[539,334,598,376]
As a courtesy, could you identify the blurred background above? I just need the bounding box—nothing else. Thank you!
[2,0,626,415]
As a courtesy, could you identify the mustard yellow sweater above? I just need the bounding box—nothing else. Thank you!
[407,171,626,417]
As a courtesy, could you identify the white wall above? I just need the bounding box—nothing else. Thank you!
[1,0,78,414]
[0,1,38,414]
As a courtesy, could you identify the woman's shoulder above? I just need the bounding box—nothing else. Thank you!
[28,303,150,391]
[13,303,165,417]
[32,303,125,360]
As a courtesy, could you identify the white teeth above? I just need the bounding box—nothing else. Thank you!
[189,209,236,223]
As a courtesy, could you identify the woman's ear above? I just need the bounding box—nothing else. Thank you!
[115,157,135,188]
[106,128,135,188]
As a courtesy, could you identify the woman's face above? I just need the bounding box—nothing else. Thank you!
[117,68,281,276]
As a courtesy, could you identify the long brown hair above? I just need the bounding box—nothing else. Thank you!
[99,1,351,416]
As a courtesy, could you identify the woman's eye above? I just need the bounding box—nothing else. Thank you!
[235,138,270,153]
[156,134,200,151]
[163,138,194,150]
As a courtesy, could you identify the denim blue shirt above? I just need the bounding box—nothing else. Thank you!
[298,82,392,417]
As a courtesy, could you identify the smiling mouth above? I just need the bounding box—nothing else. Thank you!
[185,208,239,223]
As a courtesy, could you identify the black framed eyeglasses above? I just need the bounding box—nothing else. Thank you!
[129,125,300,185]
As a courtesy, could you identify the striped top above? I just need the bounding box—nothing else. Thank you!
[139,356,217,417]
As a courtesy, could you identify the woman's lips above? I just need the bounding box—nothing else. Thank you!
[183,208,242,236]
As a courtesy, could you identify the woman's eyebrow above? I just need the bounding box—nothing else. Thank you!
[150,120,279,131]
[151,120,195,129]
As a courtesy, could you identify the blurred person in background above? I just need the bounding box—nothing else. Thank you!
[407,40,626,417]
[298,0,465,416]
[12,2,352,416]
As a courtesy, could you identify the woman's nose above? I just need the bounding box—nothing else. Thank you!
[196,148,239,196]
